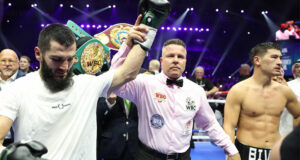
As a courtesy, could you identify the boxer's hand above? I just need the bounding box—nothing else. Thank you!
[227,153,241,160]
[135,0,171,50]
[126,15,148,48]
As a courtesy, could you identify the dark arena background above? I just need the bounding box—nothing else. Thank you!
[0,0,299,89]
[0,0,300,159]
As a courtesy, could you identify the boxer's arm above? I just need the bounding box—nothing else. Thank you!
[108,16,148,94]
[285,88,300,127]
[0,116,13,146]
[108,44,146,94]
[224,86,242,143]
[110,15,146,70]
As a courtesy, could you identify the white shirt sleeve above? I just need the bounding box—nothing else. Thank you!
[0,81,21,121]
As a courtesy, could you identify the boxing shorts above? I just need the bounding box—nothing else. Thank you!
[235,139,270,160]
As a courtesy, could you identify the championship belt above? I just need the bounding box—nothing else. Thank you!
[94,23,133,51]
[67,20,110,75]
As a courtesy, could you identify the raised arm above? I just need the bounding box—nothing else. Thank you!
[224,86,242,143]
[108,16,148,94]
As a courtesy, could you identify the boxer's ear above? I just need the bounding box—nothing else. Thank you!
[253,56,260,66]
[34,47,42,62]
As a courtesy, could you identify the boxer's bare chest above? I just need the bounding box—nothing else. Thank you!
[241,87,286,117]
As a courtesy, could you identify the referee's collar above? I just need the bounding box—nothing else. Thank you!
[159,72,184,82]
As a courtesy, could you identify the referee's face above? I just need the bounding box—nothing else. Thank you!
[161,44,186,80]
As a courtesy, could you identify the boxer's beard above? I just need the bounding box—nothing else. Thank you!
[40,59,74,93]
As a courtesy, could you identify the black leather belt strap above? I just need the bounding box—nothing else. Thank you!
[138,140,188,160]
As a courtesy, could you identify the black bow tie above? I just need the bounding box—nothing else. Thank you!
[166,78,183,87]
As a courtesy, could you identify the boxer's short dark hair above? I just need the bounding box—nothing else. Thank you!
[249,42,281,64]
[38,24,76,54]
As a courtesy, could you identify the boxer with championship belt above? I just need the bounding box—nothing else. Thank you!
[67,20,110,75]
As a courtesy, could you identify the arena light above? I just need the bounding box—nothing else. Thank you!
[8,3,12,6]
[172,7,189,30]
[108,5,112,8]
[225,9,229,13]
[247,31,250,35]
[112,5,116,8]
[262,10,278,40]
[241,10,244,13]
[70,5,73,8]
[87,6,111,18]
[33,5,58,22]
[190,8,194,11]
[41,24,45,27]
[215,8,219,12]
[86,4,90,8]
[212,23,245,76]
[78,24,209,32]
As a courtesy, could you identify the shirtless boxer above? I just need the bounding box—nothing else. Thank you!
[224,42,300,160]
